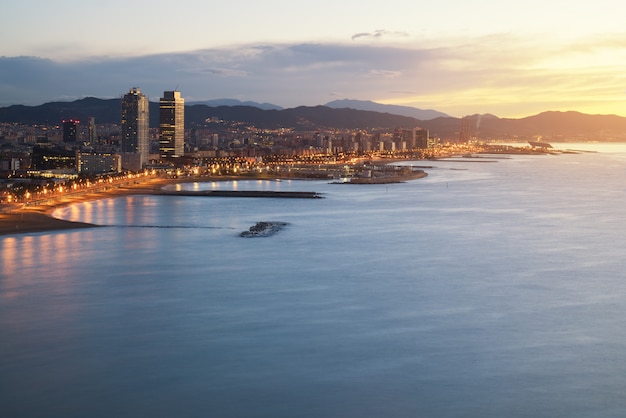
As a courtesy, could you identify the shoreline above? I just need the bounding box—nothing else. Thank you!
[0,170,423,237]
[0,177,174,237]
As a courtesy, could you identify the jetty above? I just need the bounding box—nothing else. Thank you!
[153,190,323,199]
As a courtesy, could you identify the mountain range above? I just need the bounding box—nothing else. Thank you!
[186,99,283,110]
[324,99,449,120]
[1,98,626,141]
[187,99,450,120]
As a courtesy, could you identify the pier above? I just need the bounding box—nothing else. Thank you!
[153,190,323,199]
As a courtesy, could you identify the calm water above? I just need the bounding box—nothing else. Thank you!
[2,143,626,417]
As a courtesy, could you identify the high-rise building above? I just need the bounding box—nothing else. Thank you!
[88,116,97,145]
[159,90,184,158]
[460,116,472,142]
[121,87,149,166]
[415,129,429,149]
[62,119,79,143]
[394,129,415,149]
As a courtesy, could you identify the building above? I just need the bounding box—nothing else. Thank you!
[460,116,472,142]
[415,129,429,149]
[392,128,430,149]
[31,145,76,170]
[120,152,142,172]
[76,151,121,174]
[88,116,97,145]
[63,119,79,143]
[394,129,415,149]
[121,87,149,167]
[159,90,184,158]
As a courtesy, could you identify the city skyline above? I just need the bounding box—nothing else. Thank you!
[1,1,626,118]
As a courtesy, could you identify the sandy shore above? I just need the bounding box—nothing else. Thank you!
[0,167,425,237]
[0,211,99,236]
[0,177,175,237]
[0,175,302,237]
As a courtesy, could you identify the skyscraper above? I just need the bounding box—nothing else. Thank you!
[121,87,149,166]
[62,119,79,142]
[159,90,184,158]
[88,116,97,145]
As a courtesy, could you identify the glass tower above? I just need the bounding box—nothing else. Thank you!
[121,87,149,166]
[159,91,184,158]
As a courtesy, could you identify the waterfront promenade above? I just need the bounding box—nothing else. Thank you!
[0,160,430,237]
[0,174,328,236]
[0,176,171,236]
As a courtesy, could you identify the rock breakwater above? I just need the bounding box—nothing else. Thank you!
[240,221,289,238]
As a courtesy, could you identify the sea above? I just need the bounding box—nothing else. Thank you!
[2,143,626,418]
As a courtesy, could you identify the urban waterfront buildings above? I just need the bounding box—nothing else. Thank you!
[159,90,184,158]
[121,88,149,166]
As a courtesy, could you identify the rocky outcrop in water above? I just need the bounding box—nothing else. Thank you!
[240,221,289,237]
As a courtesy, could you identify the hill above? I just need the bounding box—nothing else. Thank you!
[186,99,283,110]
[430,112,626,141]
[0,97,122,126]
[325,99,449,120]
[0,98,424,130]
[1,99,626,141]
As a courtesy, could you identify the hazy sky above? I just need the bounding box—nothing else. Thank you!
[2,0,625,117]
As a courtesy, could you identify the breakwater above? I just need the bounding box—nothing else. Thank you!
[240,221,289,237]
[154,190,323,198]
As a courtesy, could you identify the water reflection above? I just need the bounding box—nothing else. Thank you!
[3,145,626,417]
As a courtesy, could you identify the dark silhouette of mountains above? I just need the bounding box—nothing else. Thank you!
[186,105,423,130]
[1,98,625,141]
[186,99,283,110]
[0,98,426,130]
[0,97,122,126]
[325,99,449,120]
[448,112,626,141]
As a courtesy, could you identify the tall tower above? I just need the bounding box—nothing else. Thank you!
[121,87,149,166]
[62,119,79,142]
[460,116,471,143]
[88,116,97,145]
[159,90,184,158]
[415,128,429,149]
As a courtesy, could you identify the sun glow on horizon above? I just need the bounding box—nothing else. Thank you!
[2,1,626,117]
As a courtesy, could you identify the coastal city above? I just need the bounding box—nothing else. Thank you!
[0,88,552,207]
[5,3,626,417]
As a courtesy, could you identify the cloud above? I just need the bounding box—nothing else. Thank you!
[351,33,372,41]
[351,30,409,41]
[367,70,402,78]
[1,34,626,117]
[190,67,249,77]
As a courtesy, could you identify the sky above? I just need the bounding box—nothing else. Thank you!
[1,0,626,118]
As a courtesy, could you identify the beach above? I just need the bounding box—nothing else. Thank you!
[0,177,174,237]
[0,164,427,237]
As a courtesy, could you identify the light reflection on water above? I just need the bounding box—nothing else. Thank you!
[2,144,626,417]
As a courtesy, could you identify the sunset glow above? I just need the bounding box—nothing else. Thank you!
[1,0,625,117]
